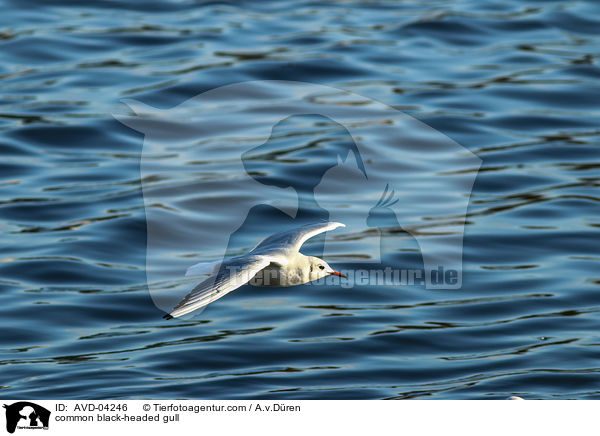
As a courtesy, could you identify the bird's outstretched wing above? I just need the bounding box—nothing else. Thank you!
[166,255,281,319]
[252,221,345,254]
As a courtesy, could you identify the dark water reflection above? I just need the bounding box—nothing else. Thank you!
[1,0,599,399]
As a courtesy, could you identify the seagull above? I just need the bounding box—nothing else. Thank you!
[164,222,347,319]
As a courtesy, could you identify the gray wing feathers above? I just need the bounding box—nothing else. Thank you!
[252,221,345,254]
[167,255,272,318]
[185,259,222,277]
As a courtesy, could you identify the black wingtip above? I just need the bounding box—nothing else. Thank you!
[163,313,174,320]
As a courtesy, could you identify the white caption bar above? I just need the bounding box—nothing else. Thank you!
[0,400,594,436]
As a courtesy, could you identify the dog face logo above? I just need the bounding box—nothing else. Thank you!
[3,402,50,434]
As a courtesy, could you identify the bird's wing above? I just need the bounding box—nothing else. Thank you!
[166,255,281,319]
[185,259,222,277]
[252,222,345,254]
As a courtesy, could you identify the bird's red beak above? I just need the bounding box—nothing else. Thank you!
[329,270,346,278]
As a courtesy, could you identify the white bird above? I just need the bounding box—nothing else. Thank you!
[164,222,346,319]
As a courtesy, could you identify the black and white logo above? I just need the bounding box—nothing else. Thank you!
[3,402,50,434]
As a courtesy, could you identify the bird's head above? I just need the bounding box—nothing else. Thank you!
[307,256,346,281]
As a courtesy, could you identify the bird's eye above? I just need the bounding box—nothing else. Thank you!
[318,265,325,270]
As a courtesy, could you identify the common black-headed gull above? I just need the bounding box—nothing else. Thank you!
[164,222,346,319]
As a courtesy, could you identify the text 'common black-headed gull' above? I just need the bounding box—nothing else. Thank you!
[164,222,346,319]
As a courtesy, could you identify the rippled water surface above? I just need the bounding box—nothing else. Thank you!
[1,0,599,399]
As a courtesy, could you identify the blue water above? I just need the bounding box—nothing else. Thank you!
[1,0,599,399]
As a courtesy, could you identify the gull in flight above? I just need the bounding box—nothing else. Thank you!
[164,222,347,319]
